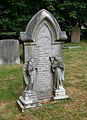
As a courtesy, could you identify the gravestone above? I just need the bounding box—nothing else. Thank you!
[0,39,20,65]
[17,9,68,112]
[71,26,80,43]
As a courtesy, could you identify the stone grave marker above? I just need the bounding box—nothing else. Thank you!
[17,9,68,112]
[0,39,20,65]
[71,26,80,43]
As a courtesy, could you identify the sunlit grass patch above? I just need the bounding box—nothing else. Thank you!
[0,41,87,120]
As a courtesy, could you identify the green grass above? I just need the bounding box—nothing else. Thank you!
[0,41,87,120]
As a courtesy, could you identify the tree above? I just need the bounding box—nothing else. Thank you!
[42,0,87,42]
[0,0,41,32]
[0,0,87,36]
[43,0,87,30]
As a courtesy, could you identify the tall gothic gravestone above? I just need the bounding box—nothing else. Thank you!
[17,9,68,112]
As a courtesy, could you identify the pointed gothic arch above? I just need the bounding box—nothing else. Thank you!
[25,9,61,43]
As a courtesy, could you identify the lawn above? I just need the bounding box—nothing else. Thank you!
[0,40,87,120]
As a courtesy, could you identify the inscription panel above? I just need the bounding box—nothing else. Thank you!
[51,43,62,57]
[35,37,52,99]
[34,24,53,99]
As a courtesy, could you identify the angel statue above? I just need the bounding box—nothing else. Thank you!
[49,56,64,90]
[23,58,37,92]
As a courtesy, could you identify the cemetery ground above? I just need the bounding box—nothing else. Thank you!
[0,40,87,120]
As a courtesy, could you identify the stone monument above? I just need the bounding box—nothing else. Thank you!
[17,9,68,112]
[0,39,20,65]
[71,26,80,43]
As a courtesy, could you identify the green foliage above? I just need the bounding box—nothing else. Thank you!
[0,0,33,32]
[41,0,87,32]
[0,0,87,33]
[0,32,18,39]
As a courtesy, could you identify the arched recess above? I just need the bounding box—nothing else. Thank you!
[25,9,61,43]
[32,18,58,44]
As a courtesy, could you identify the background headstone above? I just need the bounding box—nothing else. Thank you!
[71,26,80,43]
[0,39,20,65]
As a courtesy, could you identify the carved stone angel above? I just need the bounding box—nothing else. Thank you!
[50,56,64,89]
[23,58,37,92]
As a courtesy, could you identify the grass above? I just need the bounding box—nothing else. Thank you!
[0,40,87,120]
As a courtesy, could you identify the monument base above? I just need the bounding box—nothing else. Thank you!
[53,86,68,100]
[17,90,41,112]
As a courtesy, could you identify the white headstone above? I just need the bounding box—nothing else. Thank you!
[19,9,67,100]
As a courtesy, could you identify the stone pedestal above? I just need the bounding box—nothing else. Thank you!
[53,86,68,100]
[17,90,41,112]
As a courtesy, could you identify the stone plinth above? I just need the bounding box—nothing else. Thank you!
[53,86,68,100]
[17,90,41,112]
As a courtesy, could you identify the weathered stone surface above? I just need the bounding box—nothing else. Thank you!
[17,90,41,112]
[0,39,20,65]
[53,86,68,100]
[71,26,80,43]
[19,9,67,100]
